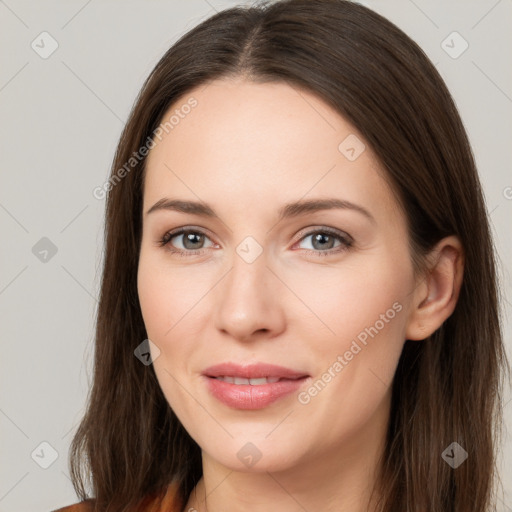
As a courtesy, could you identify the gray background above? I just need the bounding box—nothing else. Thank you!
[0,1,511,511]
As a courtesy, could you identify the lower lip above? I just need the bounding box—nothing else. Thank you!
[204,376,309,410]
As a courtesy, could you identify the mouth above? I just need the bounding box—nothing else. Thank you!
[202,362,310,410]
[211,376,290,385]
[203,362,309,380]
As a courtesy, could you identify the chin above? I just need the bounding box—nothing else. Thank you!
[194,429,310,474]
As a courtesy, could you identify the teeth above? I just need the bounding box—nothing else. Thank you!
[215,376,281,385]
[248,378,268,385]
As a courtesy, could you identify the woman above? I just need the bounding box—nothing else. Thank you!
[53,0,508,511]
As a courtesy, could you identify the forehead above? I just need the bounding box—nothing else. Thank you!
[143,78,401,222]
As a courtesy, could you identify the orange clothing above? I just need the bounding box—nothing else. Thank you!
[51,481,182,512]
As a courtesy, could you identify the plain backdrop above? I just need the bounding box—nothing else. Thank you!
[0,1,511,511]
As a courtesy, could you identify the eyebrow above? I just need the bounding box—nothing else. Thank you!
[146,197,376,224]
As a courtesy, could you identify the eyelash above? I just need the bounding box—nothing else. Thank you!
[157,226,353,258]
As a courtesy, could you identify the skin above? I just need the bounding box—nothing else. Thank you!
[137,78,464,512]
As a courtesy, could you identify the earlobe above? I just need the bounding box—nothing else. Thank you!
[405,236,464,341]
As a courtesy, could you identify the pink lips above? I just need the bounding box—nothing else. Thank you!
[203,362,309,410]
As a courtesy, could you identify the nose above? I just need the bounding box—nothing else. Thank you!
[213,248,286,343]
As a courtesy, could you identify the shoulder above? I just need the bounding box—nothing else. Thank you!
[51,501,95,512]
[51,481,182,512]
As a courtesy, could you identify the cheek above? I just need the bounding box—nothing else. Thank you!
[288,256,410,409]
[137,253,213,406]
[137,255,197,415]
[137,251,205,341]
[137,262,170,341]
[287,256,408,346]
[289,276,406,450]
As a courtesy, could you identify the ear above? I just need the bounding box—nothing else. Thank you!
[405,236,464,341]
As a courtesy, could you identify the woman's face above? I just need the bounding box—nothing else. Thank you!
[137,78,419,473]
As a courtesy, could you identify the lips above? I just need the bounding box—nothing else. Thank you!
[202,362,310,410]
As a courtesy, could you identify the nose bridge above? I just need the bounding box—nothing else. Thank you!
[213,236,284,340]
[225,238,270,303]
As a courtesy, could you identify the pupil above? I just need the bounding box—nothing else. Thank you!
[313,233,334,250]
[184,232,202,249]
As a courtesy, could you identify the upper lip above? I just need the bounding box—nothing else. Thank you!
[203,362,309,380]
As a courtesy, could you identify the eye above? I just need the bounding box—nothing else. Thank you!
[158,228,215,255]
[293,227,353,256]
[157,226,353,257]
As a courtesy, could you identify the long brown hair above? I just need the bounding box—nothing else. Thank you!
[69,1,509,510]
